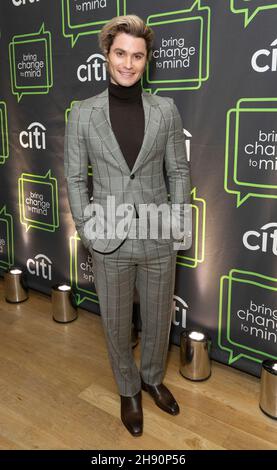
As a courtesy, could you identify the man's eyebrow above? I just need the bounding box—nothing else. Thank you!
[113,48,145,55]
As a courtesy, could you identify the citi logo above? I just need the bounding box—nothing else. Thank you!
[172,295,187,328]
[77,53,107,82]
[251,39,277,72]
[19,122,46,150]
[27,254,52,279]
[12,0,39,6]
[243,222,277,256]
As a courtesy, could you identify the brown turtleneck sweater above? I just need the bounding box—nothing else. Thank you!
[108,79,144,218]
[108,78,145,173]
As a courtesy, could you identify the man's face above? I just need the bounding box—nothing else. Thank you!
[106,32,147,87]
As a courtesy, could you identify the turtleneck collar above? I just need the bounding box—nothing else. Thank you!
[108,78,142,102]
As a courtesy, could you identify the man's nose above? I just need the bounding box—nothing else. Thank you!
[124,55,133,68]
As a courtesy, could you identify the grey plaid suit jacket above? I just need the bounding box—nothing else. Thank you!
[64,87,191,254]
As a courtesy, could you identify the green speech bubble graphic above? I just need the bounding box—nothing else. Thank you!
[65,101,93,176]
[69,233,99,306]
[9,24,53,102]
[225,98,277,207]
[176,187,206,269]
[62,0,122,47]
[0,206,14,270]
[230,0,277,27]
[0,102,9,165]
[18,169,59,232]
[135,0,210,94]
[218,269,277,365]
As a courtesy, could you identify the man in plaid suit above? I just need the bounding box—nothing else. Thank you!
[64,15,191,437]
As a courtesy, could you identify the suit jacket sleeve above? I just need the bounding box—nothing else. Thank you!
[164,99,191,241]
[64,101,91,250]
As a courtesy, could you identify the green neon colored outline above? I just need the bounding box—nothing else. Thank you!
[0,102,9,164]
[62,0,121,47]
[0,109,3,156]
[218,275,259,364]
[19,177,59,229]
[145,17,203,85]
[18,179,58,231]
[18,170,59,232]
[227,275,277,354]
[176,204,199,268]
[177,187,206,269]
[69,234,99,305]
[134,0,210,94]
[19,176,58,228]
[230,0,277,27]
[12,39,49,89]
[65,100,79,123]
[218,270,277,365]
[234,109,277,188]
[224,98,277,207]
[21,180,55,227]
[9,24,53,101]
[0,206,14,269]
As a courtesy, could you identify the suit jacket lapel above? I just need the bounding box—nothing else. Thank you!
[132,92,161,174]
[90,87,161,175]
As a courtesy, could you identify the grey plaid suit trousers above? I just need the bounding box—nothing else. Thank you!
[91,222,177,396]
[64,87,191,396]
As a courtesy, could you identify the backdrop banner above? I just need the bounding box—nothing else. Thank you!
[1,0,277,377]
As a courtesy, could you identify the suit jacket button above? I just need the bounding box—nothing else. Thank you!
[130,174,135,179]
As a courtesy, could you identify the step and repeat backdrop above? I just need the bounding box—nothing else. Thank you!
[0,0,276,376]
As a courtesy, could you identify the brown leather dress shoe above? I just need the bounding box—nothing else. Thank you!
[141,378,180,415]
[120,390,143,437]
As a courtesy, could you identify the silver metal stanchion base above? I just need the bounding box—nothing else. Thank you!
[180,329,211,381]
[51,285,78,323]
[4,270,28,303]
[259,360,277,419]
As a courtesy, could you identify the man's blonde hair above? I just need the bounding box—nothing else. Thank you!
[98,15,154,62]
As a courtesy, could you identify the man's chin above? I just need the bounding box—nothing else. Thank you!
[115,75,138,86]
